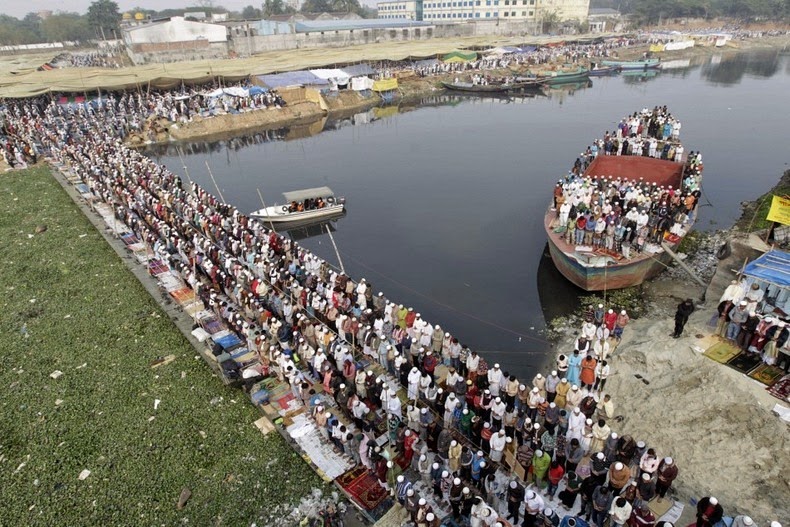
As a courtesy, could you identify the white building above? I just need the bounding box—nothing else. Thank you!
[377,0,423,20]
[377,0,585,22]
[123,16,227,46]
[422,0,538,21]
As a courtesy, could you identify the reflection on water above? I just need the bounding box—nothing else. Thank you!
[144,50,790,380]
[701,49,782,85]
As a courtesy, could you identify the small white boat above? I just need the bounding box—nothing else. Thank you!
[250,186,346,224]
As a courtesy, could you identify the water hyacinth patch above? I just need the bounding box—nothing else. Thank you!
[0,167,322,526]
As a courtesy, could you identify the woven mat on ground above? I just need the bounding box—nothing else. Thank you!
[703,342,741,364]
[148,259,170,276]
[726,352,762,374]
[768,374,790,400]
[749,364,785,386]
[340,468,388,511]
[648,497,674,518]
[200,317,224,335]
[170,287,196,304]
[120,232,139,245]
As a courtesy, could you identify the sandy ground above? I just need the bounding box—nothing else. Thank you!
[599,235,789,523]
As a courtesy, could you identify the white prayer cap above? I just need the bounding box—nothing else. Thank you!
[614,462,623,470]
[598,304,603,308]
[484,389,490,394]
[387,461,394,468]
[642,473,650,481]
[463,487,470,494]
[561,378,568,384]
[534,423,541,429]
[573,407,581,414]
[769,522,781,527]
[426,513,435,521]
[420,454,427,461]
[435,324,441,329]
[406,489,414,497]
[432,462,439,469]
[510,481,517,489]
[451,440,457,446]
[621,310,627,315]
[494,363,500,368]
[608,309,614,314]
[611,433,618,439]
[453,477,461,485]
[586,418,593,425]
[324,412,331,418]
[445,332,450,337]
[463,408,469,415]
[709,497,718,505]
[519,384,526,390]
[742,518,753,527]
[477,450,484,457]
[441,470,449,477]
[399,304,404,308]
[484,422,491,428]
[418,497,426,505]
[637,441,646,448]
[339,383,346,389]
[405,430,411,436]
[397,475,404,482]
[496,397,502,403]
[535,449,543,457]
[536,373,543,379]
[572,385,579,391]
[596,453,605,460]
[739,300,747,306]
[549,402,556,408]
[416,313,421,317]
[664,456,673,464]
[551,370,557,376]
[532,387,539,393]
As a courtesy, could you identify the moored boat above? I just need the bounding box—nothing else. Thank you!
[441,81,512,93]
[588,64,621,76]
[250,186,346,224]
[544,109,703,291]
[536,66,590,85]
[600,57,660,70]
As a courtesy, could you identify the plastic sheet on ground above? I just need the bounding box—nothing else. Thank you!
[351,76,374,91]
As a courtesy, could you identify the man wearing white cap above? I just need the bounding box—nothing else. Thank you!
[490,429,507,463]
[731,516,754,527]
[695,496,723,527]
[655,456,678,501]
[488,363,503,397]
[725,300,748,341]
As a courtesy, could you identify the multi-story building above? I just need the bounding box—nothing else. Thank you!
[377,0,423,20]
[377,0,587,23]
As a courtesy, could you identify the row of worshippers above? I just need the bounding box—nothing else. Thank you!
[717,279,790,372]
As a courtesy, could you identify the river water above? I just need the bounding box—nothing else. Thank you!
[146,49,790,379]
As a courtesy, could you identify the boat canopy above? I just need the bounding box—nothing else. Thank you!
[283,186,335,202]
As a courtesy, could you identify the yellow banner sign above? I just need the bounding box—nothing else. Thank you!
[766,195,790,226]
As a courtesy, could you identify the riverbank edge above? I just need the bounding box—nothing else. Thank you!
[548,171,790,523]
[127,34,790,149]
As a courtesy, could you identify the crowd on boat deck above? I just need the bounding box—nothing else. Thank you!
[551,107,703,259]
[0,95,782,527]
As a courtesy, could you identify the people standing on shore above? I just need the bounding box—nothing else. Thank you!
[672,299,695,338]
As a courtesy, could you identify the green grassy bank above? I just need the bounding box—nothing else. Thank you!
[0,166,320,526]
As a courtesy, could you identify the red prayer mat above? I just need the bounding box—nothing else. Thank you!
[338,467,387,511]
[767,374,790,400]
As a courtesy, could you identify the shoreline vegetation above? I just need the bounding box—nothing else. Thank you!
[0,166,324,526]
[125,34,790,148]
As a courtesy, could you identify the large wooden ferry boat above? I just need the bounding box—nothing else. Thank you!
[544,114,702,291]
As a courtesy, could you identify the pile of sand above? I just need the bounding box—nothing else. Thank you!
[604,279,789,522]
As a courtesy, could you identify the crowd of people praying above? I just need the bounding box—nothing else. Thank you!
[551,107,703,259]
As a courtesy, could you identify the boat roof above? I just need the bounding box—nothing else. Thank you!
[583,155,684,188]
[283,186,334,202]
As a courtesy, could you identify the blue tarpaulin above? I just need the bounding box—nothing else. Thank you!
[248,86,268,95]
[258,71,329,88]
[743,250,790,288]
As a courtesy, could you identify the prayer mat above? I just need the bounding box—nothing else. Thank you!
[170,288,196,304]
[726,352,762,374]
[120,233,140,245]
[342,470,388,511]
[148,259,170,276]
[648,497,674,518]
[749,364,785,386]
[768,374,790,401]
[214,333,242,350]
[703,342,740,364]
[201,318,224,335]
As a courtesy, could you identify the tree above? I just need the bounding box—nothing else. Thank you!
[88,0,121,39]
[300,0,334,12]
[40,13,93,43]
[241,5,263,18]
[264,0,290,16]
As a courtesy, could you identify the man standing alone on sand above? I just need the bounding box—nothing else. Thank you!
[672,299,695,338]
